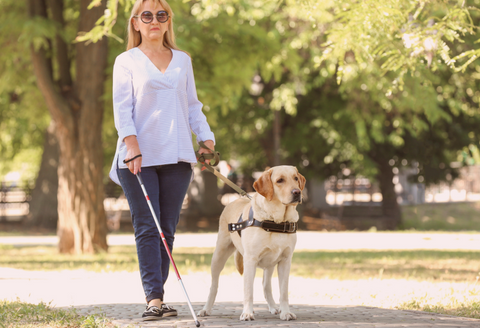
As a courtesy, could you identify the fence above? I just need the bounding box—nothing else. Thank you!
[324,165,480,206]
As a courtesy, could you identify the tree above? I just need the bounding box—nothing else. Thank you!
[193,0,480,228]
[25,121,59,230]
[27,0,108,253]
[279,55,480,228]
[0,1,58,229]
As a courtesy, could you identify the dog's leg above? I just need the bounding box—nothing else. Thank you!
[240,257,257,321]
[277,258,296,321]
[263,266,278,314]
[197,241,235,317]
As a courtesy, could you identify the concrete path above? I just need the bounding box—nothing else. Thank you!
[73,302,480,328]
[3,265,480,327]
[2,231,480,250]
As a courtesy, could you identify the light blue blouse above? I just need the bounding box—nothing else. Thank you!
[109,47,215,185]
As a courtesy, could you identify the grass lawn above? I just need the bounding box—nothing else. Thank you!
[401,201,480,231]
[0,299,112,328]
[398,298,480,320]
[1,245,480,282]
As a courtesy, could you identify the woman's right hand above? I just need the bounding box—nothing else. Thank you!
[124,135,142,175]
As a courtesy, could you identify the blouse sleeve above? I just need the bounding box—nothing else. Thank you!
[186,57,216,144]
[112,56,137,141]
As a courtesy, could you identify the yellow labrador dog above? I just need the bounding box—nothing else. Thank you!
[197,166,306,321]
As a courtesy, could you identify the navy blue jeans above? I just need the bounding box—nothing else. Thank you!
[117,162,192,302]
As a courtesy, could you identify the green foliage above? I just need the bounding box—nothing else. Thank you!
[78,0,135,44]
[0,0,50,179]
[3,0,480,189]
[314,0,476,79]
[268,1,480,183]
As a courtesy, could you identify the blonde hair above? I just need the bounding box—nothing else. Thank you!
[127,0,184,53]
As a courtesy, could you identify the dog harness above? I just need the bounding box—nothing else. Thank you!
[228,207,298,236]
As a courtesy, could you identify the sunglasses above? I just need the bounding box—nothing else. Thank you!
[133,10,169,24]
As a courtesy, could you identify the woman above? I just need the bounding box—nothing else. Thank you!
[109,0,215,321]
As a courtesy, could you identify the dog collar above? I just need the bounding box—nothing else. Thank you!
[228,206,298,236]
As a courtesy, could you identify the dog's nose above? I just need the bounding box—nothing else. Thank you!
[291,189,302,203]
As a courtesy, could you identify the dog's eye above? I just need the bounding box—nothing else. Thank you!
[277,178,284,183]
[294,177,299,181]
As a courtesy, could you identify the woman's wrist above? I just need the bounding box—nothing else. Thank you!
[124,135,139,149]
[203,139,215,149]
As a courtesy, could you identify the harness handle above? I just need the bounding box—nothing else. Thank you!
[195,141,252,200]
[195,141,221,167]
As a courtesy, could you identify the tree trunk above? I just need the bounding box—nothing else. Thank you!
[183,168,224,231]
[377,158,402,230]
[29,0,108,253]
[56,121,108,253]
[25,121,59,230]
[307,179,328,209]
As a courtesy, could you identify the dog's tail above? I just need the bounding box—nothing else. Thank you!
[234,250,243,275]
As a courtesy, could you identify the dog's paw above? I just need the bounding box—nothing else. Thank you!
[197,309,210,317]
[280,311,297,321]
[268,307,279,315]
[240,312,255,321]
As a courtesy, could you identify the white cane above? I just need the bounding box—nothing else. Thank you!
[136,172,201,327]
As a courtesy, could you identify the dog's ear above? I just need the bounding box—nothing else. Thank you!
[296,170,306,191]
[253,168,274,201]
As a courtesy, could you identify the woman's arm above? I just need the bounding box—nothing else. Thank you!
[113,56,142,174]
[185,57,216,145]
[124,135,142,174]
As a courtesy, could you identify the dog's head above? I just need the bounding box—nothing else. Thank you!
[253,166,306,205]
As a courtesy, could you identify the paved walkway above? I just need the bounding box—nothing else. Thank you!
[72,302,480,327]
[2,232,480,327]
[2,231,480,250]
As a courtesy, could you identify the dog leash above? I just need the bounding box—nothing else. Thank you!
[195,141,252,200]
[196,142,298,235]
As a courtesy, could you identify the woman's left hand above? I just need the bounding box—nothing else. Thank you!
[198,140,215,170]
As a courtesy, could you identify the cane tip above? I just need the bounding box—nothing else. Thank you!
[195,320,201,327]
